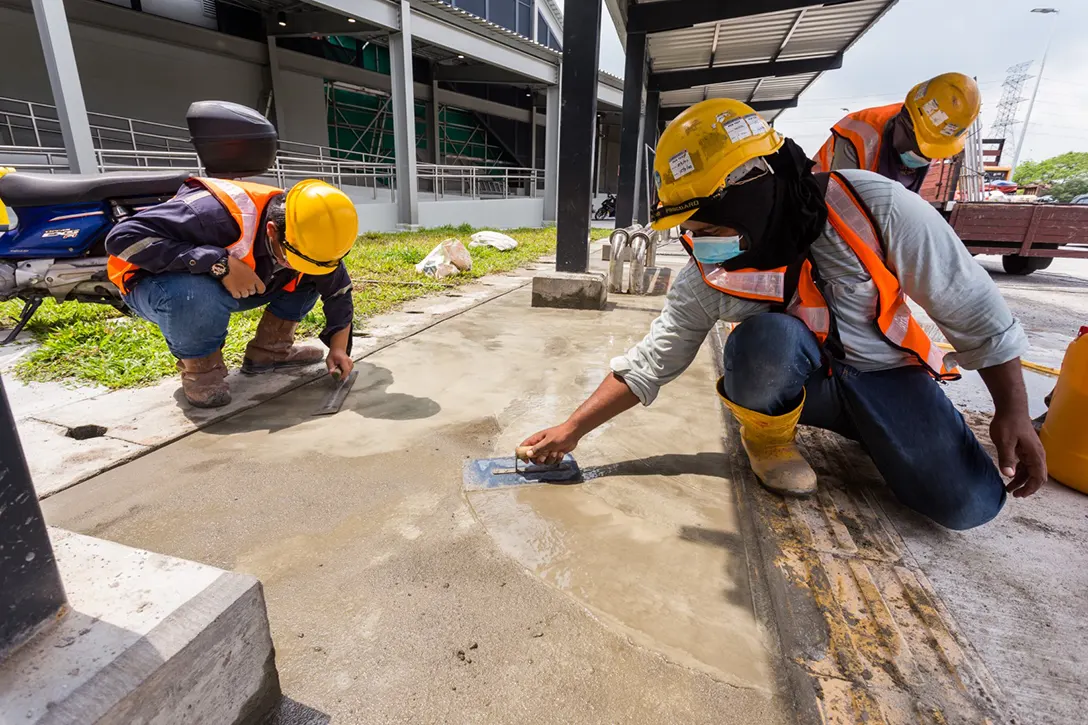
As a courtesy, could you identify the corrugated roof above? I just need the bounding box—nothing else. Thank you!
[644,0,897,120]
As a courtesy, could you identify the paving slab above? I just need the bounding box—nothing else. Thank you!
[42,264,791,723]
[12,262,546,498]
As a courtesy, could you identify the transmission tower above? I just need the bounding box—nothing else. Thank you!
[988,61,1032,165]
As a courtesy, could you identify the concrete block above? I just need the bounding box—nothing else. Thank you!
[642,266,674,296]
[0,530,280,725]
[601,242,632,262]
[531,272,608,310]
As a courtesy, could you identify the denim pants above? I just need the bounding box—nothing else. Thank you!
[722,313,1006,530]
[124,273,318,360]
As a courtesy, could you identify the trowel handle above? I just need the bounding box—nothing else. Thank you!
[515,445,535,462]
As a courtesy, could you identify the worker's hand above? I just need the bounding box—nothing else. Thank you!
[990,411,1048,498]
[520,422,581,466]
[221,255,266,299]
[326,349,353,380]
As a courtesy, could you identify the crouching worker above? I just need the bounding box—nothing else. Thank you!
[106,177,358,408]
[521,99,1046,530]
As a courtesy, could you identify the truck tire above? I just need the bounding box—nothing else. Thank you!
[1001,254,1053,275]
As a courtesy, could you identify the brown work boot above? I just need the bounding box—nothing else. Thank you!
[177,351,231,408]
[241,309,324,375]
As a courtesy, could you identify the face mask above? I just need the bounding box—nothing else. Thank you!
[899,149,930,169]
[689,235,744,264]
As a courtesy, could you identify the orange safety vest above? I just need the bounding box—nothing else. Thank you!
[107,177,301,295]
[813,103,902,174]
[689,172,958,380]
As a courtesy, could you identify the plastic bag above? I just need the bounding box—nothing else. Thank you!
[416,238,473,278]
[469,231,518,251]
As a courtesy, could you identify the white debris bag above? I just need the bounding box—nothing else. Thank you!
[469,230,519,251]
[416,238,473,278]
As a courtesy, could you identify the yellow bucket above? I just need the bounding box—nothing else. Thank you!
[1040,327,1088,494]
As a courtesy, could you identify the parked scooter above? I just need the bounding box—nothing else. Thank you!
[0,101,277,343]
[594,193,616,220]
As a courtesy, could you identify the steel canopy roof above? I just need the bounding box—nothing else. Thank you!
[611,0,898,122]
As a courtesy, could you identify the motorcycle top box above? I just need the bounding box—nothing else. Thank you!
[187,100,277,178]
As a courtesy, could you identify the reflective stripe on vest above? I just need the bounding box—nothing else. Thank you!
[107,177,283,295]
[822,173,958,380]
[689,173,958,380]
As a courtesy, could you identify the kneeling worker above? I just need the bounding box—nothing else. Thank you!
[813,72,981,193]
[106,177,358,408]
[521,99,1045,530]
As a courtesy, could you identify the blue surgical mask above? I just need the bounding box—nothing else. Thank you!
[899,149,931,169]
[690,235,744,264]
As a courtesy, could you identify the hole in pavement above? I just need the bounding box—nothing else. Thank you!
[66,424,108,441]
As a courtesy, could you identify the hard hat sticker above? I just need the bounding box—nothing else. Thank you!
[723,117,753,143]
[669,150,696,179]
[928,108,949,126]
[914,82,929,100]
[940,122,962,137]
[744,114,768,135]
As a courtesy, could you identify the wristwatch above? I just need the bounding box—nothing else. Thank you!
[209,255,230,280]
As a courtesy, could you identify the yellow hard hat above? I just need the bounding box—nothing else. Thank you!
[904,73,981,159]
[650,99,784,230]
[283,179,358,275]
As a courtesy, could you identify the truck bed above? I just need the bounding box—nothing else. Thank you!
[949,202,1088,258]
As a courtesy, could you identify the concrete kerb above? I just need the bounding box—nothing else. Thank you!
[706,322,1012,724]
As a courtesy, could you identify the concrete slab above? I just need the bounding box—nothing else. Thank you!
[43,277,790,723]
[0,529,278,725]
[531,271,608,310]
[17,419,148,497]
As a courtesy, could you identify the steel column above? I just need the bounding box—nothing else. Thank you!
[636,90,660,225]
[554,0,603,272]
[615,31,647,228]
[266,36,289,139]
[543,84,560,224]
[0,374,67,659]
[31,0,96,174]
[430,77,441,164]
[389,1,419,227]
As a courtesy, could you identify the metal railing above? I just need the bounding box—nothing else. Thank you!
[0,97,540,202]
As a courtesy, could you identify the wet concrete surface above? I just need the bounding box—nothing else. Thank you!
[42,277,789,724]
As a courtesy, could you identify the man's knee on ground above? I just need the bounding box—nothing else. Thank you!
[723,314,816,412]
[898,461,1005,531]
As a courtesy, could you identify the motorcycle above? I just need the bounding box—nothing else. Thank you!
[0,100,277,344]
[594,193,616,221]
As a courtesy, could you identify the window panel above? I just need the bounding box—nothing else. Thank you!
[455,0,487,18]
[490,0,517,32]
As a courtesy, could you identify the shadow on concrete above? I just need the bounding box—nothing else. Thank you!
[582,452,729,480]
[678,525,754,609]
[265,696,331,725]
[178,360,441,434]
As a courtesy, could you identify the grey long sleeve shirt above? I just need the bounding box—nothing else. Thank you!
[612,169,1028,405]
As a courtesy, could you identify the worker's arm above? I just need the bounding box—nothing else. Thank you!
[104,184,237,274]
[830,136,860,171]
[867,174,1046,497]
[308,262,355,377]
[978,359,1047,497]
[520,262,768,463]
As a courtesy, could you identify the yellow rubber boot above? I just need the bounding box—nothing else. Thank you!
[717,378,817,497]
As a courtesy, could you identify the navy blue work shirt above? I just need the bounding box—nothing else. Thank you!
[105,182,354,346]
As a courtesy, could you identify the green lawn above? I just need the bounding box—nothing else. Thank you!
[0,225,611,389]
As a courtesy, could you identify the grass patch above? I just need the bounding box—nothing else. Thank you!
[1,225,612,389]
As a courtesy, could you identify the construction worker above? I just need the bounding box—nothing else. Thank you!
[106,177,358,408]
[521,99,1046,530]
[813,72,981,193]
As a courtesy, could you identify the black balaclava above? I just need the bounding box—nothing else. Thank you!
[691,137,827,272]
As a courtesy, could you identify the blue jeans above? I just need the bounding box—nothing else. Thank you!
[124,273,318,360]
[722,313,1006,530]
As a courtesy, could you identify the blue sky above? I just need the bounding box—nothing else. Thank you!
[594,0,1088,164]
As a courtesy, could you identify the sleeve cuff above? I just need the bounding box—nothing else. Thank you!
[182,245,226,274]
[948,322,1030,370]
[609,355,657,406]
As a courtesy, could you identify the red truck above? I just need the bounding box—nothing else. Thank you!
[921,156,1088,275]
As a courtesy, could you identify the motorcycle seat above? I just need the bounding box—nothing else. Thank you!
[0,171,192,206]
